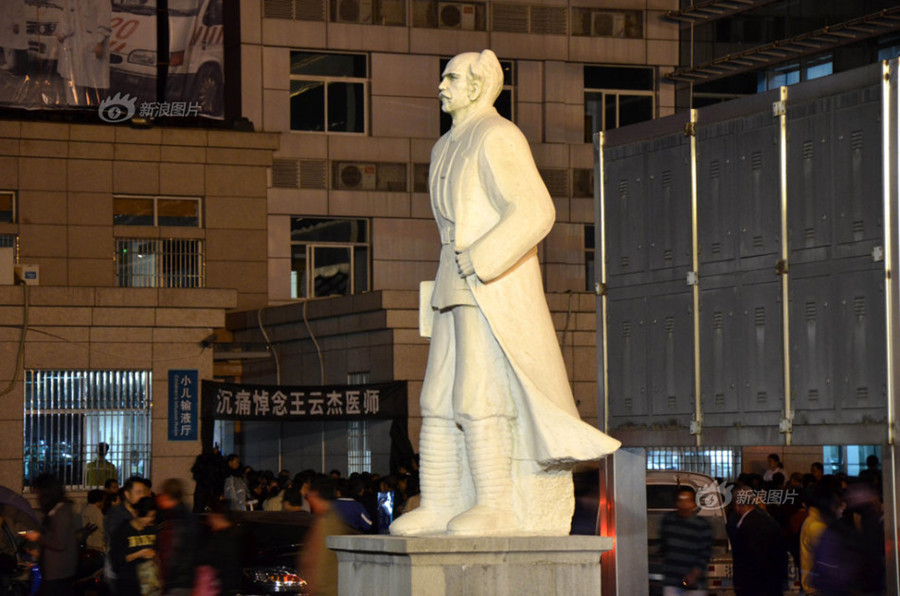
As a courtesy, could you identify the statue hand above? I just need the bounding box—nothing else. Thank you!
[455,250,474,277]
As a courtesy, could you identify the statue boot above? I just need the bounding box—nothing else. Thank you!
[447,417,518,536]
[389,417,465,535]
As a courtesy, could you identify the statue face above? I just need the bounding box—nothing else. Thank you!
[438,55,475,116]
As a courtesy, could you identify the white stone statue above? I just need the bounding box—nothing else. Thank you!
[390,49,621,538]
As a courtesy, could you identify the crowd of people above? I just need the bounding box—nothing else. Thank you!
[657,453,886,596]
[13,447,424,596]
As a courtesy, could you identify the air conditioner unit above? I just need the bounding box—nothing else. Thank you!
[337,162,377,190]
[591,11,625,37]
[438,2,476,30]
[335,0,373,23]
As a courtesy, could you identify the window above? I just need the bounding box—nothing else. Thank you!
[116,238,205,288]
[584,65,654,142]
[0,234,16,261]
[114,196,202,227]
[584,224,595,292]
[756,54,833,93]
[24,370,152,488]
[347,372,371,474]
[291,218,369,298]
[440,58,515,135]
[645,447,741,482]
[0,191,14,223]
[290,52,368,134]
[572,8,642,38]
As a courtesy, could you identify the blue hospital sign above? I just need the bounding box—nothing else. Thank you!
[169,370,199,441]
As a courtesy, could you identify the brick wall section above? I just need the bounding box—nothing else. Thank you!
[0,120,278,312]
[0,284,237,495]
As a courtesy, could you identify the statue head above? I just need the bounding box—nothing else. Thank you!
[439,49,504,124]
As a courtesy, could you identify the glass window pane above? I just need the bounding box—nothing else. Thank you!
[0,192,13,223]
[619,95,653,128]
[114,197,154,226]
[291,218,367,243]
[327,82,365,133]
[584,92,603,141]
[291,244,308,298]
[354,245,368,293]
[291,80,326,131]
[157,199,200,227]
[313,246,352,296]
[290,52,367,78]
[117,239,157,287]
[584,66,653,91]
[496,89,512,122]
[605,94,617,130]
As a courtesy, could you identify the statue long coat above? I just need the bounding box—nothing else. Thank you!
[425,106,621,468]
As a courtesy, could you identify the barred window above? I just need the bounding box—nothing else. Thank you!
[645,446,741,482]
[347,372,371,475]
[115,238,205,288]
[24,370,152,489]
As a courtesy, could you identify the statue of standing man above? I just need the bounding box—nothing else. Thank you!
[390,50,620,538]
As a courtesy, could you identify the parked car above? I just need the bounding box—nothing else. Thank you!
[207,510,313,595]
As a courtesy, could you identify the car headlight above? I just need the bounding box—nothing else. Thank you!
[37,23,56,35]
[243,567,307,593]
[128,50,157,66]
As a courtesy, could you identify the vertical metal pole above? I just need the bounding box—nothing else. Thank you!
[688,109,703,447]
[778,86,793,446]
[881,58,900,596]
[595,131,610,434]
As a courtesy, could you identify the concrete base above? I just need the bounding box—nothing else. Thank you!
[327,534,614,596]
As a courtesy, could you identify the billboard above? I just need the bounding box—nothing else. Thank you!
[0,0,224,121]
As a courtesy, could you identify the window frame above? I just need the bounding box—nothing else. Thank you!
[113,195,204,228]
[583,65,655,141]
[115,237,206,289]
[290,217,371,299]
[0,190,15,224]
[289,51,370,135]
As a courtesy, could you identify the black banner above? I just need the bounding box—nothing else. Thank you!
[201,380,407,422]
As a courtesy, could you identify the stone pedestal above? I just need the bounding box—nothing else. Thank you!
[327,534,614,596]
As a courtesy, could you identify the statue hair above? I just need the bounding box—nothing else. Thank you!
[466,49,504,105]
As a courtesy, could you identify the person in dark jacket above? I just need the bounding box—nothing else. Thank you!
[109,496,159,596]
[24,474,79,596]
[156,478,198,596]
[727,487,788,596]
[658,486,712,593]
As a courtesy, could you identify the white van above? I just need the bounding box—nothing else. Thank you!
[108,0,223,117]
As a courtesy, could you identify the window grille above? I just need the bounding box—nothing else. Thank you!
[347,372,371,474]
[0,234,17,260]
[115,238,205,288]
[24,370,152,489]
[646,446,741,482]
